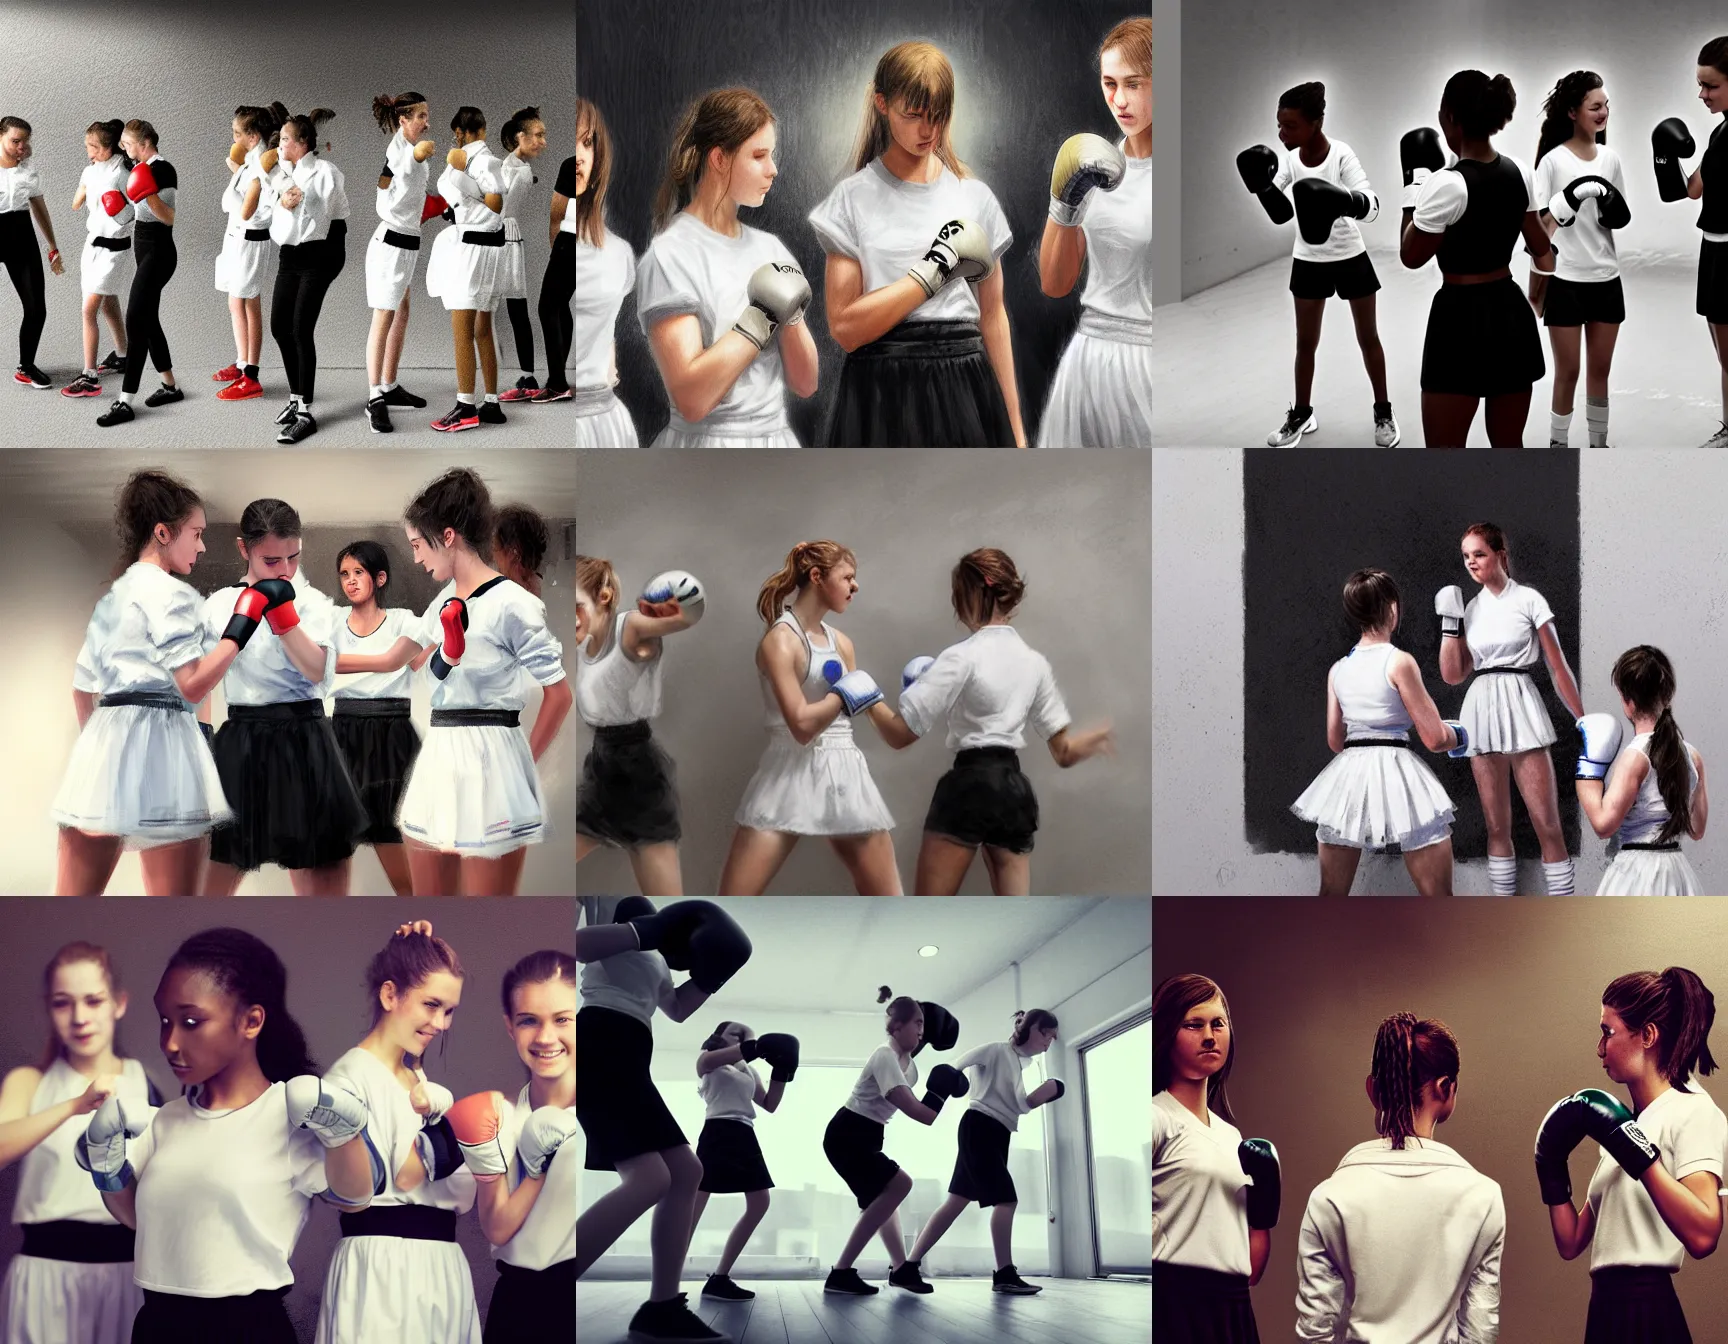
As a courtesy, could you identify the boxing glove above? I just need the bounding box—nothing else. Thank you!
[755,1032,801,1083]
[229,141,247,166]
[1293,177,1373,246]
[447,1091,510,1182]
[1049,132,1127,227]
[100,189,131,220]
[1238,1138,1282,1229]
[421,192,449,223]
[1235,144,1292,225]
[430,597,468,681]
[639,570,705,622]
[1534,1092,1589,1204]
[1400,127,1446,209]
[627,900,753,994]
[901,655,935,690]
[823,662,884,716]
[920,1062,970,1116]
[124,162,159,203]
[1576,713,1624,781]
[517,1106,576,1179]
[285,1074,370,1147]
[915,1001,960,1056]
[907,218,994,297]
[220,582,274,650]
[1550,175,1629,231]
[447,146,469,173]
[1653,117,1695,204]
[1443,720,1470,757]
[1575,1087,1659,1180]
[252,577,299,635]
[732,261,812,351]
[1434,585,1465,639]
[74,1095,147,1193]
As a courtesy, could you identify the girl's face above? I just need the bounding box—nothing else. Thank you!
[400,103,431,141]
[1573,88,1609,138]
[575,584,596,642]
[381,971,463,1057]
[1025,1022,1058,1055]
[1460,533,1502,585]
[1100,46,1150,134]
[338,556,379,607]
[1599,1004,1654,1083]
[0,128,29,163]
[241,531,301,584]
[515,119,547,158]
[891,1008,924,1053]
[49,960,125,1062]
[1170,995,1230,1083]
[281,125,308,164]
[154,968,262,1088]
[161,506,208,575]
[231,117,249,149]
[878,94,940,159]
[715,123,777,208]
[812,561,858,613]
[405,524,456,582]
[121,133,147,162]
[507,977,575,1080]
[1699,65,1728,116]
[1276,106,1318,151]
[574,121,592,196]
[84,131,109,163]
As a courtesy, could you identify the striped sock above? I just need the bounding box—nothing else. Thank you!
[1543,858,1576,896]
[1488,853,1518,896]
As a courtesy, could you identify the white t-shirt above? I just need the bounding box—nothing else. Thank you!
[1462,578,1554,670]
[494,1083,575,1269]
[1587,1081,1728,1270]
[1273,139,1377,263]
[577,947,675,1027]
[331,606,421,701]
[897,626,1070,751]
[324,1046,476,1213]
[573,226,634,391]
[1533,142,1627,284]
[1152,1089,1250,1275]
[951,1040,1036,1133]
[697,1059,760,1125]
[842,1044,917,1126]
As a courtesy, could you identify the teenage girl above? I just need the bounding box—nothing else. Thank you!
[60,117,129,399]
[95,119,181,429]
[496,105,548,403]
[427,107,510,433]
[0,115,62,394]
[363,90,438,435]
[210,103,283,404]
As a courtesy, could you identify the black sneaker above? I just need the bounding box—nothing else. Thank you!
[61,373,101,398]
[623,1292,726,1341]
[144,382,184,408]
[96,399,134,427]
[823,1266,878,1296]
[14,364,49,389]
[529,383,572,404]
[888,1260,934,1294]
[97,350,126,373]
[275,399,299,426]
[367,396,393,434]
[1266,404,1317,447]
[992,1263,1042,1294]
[276,411,317,445]
[431,402,480,433]
[478,399,507,426]
[381,384,428,409]
[700,1273,755,1301]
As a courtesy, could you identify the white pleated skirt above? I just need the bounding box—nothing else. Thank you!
[1291,744,1455,850]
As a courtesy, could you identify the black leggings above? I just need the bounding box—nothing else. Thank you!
[271,225,346,403]
[0,210,45,367]
[538,232,574,391]
[504,296,534,373]
[124,222,177,394]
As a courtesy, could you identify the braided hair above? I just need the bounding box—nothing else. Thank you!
[1369,1013,1460,1148]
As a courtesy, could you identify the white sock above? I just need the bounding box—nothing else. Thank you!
[119,390,135,406]
[1586,398,1609,449]
[1549,409,1572,445]
[371,384,387,399]
[294,393,307,410]
[484,392,499,404]
[457,392,476,405]
[1542,857,1575,896]
[83,368,97,379]
[1488,853,1517,896]
[382,380,397,392]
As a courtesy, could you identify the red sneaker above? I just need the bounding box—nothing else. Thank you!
[212,363,243,382]
[216,375,263,401]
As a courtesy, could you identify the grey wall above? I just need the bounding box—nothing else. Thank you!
[1151,0,1178,305]
[576,449,1151,894]
[1182,0,1719,297]
[0,897,574,1341]
[0,0,575,375]
[1154,448,1728,895]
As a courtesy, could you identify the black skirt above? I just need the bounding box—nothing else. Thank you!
[696,1116,775,1193]
[1420,276,1545,396]
[1585,1266,1690,1344]
[949,1107,1016,1206]
[208,701,368,871]
[924,746,1039,853]
[576,720,681,847]
[332,697,421,845]
[1153,1261,1261,1344]
[132,1287,296,1344]
[1697,238,1728,324]
[822,1106,898,1208]
[576,1005,687,1170]
[823,320,1016,447]
[484,1258,573,1342]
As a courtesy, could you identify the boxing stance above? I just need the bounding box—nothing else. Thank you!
[61,117,130,398]
[96,119,182,428]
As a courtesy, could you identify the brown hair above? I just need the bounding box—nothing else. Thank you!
[1342,567,1399,634]
[952,547,1025,627]
[576,554,620,618]
[85,118,130,166]
[875,988,923,1035]
[1604,967,1717,1086]
[406,468,494,557]
[1099,15,1152,79]
[371,90,428,135]
[500,949,574,1017]
[1461,521,1512,579]
[1011,1007,1059,1046]
[495,504,549,576]
[36,943,133,1072]
[850,42,969,178]
[124,118,159,150]
[1154,973,1235,1123]
[281,107,336,153]
[113,469,202,578]
[652,88,775,234]
[1700,36,1728,79]
[755,541,858,626]
[1612,645,1691,844]
[364,930,464,1033]
[1368,1013,1460,1148]
[575,97,611,248]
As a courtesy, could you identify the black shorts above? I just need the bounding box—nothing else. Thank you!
[949,1108,1017,1206]
[822,1106,898,1208]
[1544,274,1626,327]
[1420,276,1545,396]
[1289,251,1381,301]
[1698,238,1728,324]
[696,1117,775,1193]
[924,746,1038,854]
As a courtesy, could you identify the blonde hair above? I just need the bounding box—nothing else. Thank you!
[1100,16,1152,78]
[575,98,613,248]
[849,41,970,178]
[755,541,857,626]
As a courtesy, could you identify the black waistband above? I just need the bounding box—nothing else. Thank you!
[242,226,270,242]
[1152,1260,1252,1295]
[496,1256,575,1282]
[954,745,1021,767]
[1620,841,1682,852]
[1474,665,1536,676]
[1343,737,1411,749]
[99,691,189,712]
[91,234,131,252]
[228,700,326,721]
[462,227,506,247]
[431,708,520,727]
[334,697,411,718]
[595,719,652,743]
[337,1203,457,1241]
[20,1219,137,1263]
[382,227,423,251]
[856,319,984,359]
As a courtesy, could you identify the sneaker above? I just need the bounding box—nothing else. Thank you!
[60,373,101,398]
[14,364,49,389]
[529,383,572,404]
[216,375,262,401]
[888,1260,934,1294]
[96,399,135,427]
[498,374,540,402]
[992,1263,1042,1295]
[144,382,184,408]
[276,411,317,444]
[275,399,299,426]
[1266,404,1317,447]
[212,363,243,382]
[97,350,125,373]
[432,402,480,432]
[478,400,507,426]
[1700,422,1728,450]
[367,396,393,434]
[623,1292,726,1341]
[1373,404,1401,448]
[822,1266,878,1296]
[380,384,428,409]
[699,1273,755,1301]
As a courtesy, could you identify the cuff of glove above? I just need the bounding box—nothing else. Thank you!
[1048,195,1085,228]
[732,305,774,351]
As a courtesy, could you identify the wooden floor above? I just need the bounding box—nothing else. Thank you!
[577,1277,1152,1344]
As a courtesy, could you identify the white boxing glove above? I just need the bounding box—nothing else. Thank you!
[639,570,704,623]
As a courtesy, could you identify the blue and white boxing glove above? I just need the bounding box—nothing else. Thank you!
[74,1094,147,1193]
[639,570,704,623]
[822,658,883,716]
[1443,720,1469,757]
[1576,713,1624,781]
[901,655,935,690]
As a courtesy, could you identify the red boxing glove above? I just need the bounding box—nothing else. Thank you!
[446,1091,508,1182]
[220,585,272,650]
[125,162,159,203]
[430,597,468,681]
[252,578,299,635]
[100,189,129,218]
[421,192,449,223]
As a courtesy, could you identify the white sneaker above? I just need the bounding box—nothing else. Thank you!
[1266,405,1317,447]
[1373,408,1401,448]
[1699,422,1728,449]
